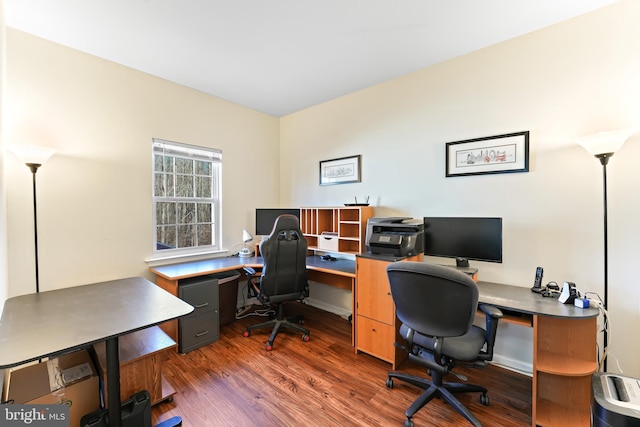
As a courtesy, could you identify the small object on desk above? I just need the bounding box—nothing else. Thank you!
[574,297,590,308]
[320,254,337,261]
[530,266,545,293]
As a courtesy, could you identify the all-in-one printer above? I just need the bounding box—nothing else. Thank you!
[365,217,424,257]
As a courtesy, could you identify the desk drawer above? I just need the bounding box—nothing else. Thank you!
[356,316,395,363]
[179,310,219,353]
[179,277,218,310]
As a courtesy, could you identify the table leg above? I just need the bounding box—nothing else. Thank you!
[106,337,122,427]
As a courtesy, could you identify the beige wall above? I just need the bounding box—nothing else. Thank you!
[4,29,281,297]
[0,0,7,314]
[3,1,639,377]
[281,0,640,376]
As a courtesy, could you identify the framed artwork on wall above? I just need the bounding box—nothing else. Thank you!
[446,131,529,177]
[319,155,361,185]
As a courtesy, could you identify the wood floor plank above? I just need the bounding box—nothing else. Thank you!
[152,303,532,426]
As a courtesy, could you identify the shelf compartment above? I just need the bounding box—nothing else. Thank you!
[339,222,360,239]
[534,373,592,427]
[534,316,597,370]
[339,208,361,222]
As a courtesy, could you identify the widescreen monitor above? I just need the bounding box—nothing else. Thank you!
[423,217,502,267]
[255,208,301,235]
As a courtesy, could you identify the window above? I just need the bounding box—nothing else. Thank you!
[152,138,222,254]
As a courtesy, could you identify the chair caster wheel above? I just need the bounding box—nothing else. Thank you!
[404,418,414,427]
[243,330,250,337]
[302,334,310,342]
[386,378,394,389]
[265,342,273,351]
[480,393,489,406]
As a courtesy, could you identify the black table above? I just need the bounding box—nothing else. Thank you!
[0,276,194,427]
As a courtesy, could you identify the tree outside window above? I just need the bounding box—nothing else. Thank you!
[153,139,221,253]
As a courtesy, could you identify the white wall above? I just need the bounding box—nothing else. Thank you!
[4,29,281,296]
[0,0,8,315]
[281,0,640,376]
[3,1,639,378]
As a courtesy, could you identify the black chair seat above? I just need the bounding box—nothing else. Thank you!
[400,323,487,362]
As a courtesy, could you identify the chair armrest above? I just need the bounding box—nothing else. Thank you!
[478,304,503,361]
[479,304,503,320]
[243,267,256,276]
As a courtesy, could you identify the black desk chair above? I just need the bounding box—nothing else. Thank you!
[385,262,503,427]
[243,214,310,351]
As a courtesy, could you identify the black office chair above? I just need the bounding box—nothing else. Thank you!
[242,214,311,351]
[385,262,503,427]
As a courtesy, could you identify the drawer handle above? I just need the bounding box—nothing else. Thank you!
[195,330,209,337]
[194,302,209,309]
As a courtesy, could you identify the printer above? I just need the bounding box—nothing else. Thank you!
[366,217,424,257]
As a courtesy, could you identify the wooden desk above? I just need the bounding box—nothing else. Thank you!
[477,281,599,427]
[150,255,357,344]
[0,277,194,427]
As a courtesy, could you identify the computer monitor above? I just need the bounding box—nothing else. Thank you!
[423,217,502,267]
[255,208,301,235]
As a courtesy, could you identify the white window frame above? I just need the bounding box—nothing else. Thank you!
[152,138,222,258]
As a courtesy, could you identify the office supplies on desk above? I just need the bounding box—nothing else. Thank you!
[558,281,580,304]
[366,217,424,257]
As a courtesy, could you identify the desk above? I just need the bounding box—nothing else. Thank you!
[150,255,357,345]
[150,257,599,426]
[477,281,599,427]
[0,277,194,427]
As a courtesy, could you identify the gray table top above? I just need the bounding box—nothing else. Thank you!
[150,255,358,280]
[477,280,599,319]
[0,276,194,369]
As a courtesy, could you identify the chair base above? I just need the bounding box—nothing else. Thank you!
[244,303,310,350]
[387,371,487,427]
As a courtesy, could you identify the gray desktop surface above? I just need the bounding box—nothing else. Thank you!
[477,281,599,319]
[0,276,194,369]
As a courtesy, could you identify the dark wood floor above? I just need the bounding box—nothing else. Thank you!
[152,303,531,426]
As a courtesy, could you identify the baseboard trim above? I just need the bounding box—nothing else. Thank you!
[490,355,533,377]
[304,298,351,320]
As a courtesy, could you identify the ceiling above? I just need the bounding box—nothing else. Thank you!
[5,0,617,117]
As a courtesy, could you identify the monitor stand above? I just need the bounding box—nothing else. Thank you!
[456,257,470,268]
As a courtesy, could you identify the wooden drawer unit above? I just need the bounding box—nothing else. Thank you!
[355,254,422,368]
[178,275,219,353]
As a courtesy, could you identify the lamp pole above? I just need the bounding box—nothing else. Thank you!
[27,163,43,293]
[9,144,57,294]
[596,153,611,371]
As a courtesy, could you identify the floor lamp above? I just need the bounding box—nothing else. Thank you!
[9,145,57,293]
[576,128,635,371]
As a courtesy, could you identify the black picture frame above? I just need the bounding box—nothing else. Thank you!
[445,131,529,177]
[319,155,361,185]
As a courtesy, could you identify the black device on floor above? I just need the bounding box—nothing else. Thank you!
[531,267,545,293]
[81,390,152,427]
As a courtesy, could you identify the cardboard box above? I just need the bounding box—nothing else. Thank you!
[318,231,339,251]
[4,349,100,427]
